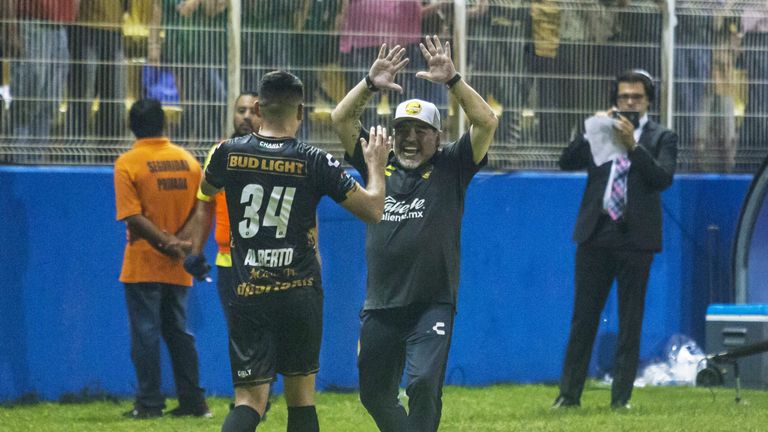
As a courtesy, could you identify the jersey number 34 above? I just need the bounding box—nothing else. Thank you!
[239,184,296,239]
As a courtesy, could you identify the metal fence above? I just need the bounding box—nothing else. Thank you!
[1,0,767,172]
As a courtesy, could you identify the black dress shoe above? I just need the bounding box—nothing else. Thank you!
[551,396,580,409]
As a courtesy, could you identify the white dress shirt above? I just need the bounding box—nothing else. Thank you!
[602,114,649,211]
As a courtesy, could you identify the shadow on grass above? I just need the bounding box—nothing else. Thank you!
[1,387,122,407]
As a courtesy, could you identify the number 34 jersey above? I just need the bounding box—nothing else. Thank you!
[205,133,358,303]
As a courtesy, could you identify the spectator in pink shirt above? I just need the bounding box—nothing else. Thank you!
[339,0,447,124]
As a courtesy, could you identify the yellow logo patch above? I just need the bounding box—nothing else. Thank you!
[421,165,433,179]
[404,101,422,115]
[227,153,306,177]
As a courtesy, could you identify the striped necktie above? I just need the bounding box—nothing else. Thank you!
[606,155,631,221]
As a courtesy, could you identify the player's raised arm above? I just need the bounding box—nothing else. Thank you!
[332,43,408,156]
[340,126,390,223]
[416,35,498,164]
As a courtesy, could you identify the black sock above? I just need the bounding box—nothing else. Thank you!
[221,405,261,432]
[287,405,318,432]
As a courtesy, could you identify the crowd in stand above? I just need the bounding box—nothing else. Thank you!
[0,0,767,172]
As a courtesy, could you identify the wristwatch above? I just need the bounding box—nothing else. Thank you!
[365,75,379,92]
[446,73,462,89]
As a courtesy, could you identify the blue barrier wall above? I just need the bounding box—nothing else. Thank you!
[0,167,751,401]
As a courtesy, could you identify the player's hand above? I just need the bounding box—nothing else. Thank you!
[416,35,457,85]
[183,254,212,282]
[361,125,391,172]
[368,44,409,93]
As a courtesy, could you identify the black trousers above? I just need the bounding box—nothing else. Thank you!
[124,282,205,409]
[358,303,454,432]
[558,245,654,406]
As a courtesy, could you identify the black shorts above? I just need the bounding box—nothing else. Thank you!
[226,286,323,387]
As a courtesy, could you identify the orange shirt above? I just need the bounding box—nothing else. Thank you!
[114,137,202,286]
[213,192,230,255]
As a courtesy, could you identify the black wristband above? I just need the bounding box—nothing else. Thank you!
[446,73,462,89]
[365,75,379,92]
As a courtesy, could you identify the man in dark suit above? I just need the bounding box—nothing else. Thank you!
[553,69,678,409]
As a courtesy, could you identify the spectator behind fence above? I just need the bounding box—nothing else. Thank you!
[1,0,77,148]
[151,0,226,143]
[196,70,389,432]
[291,0,344,115]
[674,3,713,161]
[552,70,677,410]
[114,98,211,419]
[67,0,129,143]
[531,0,620,146]
[467,0,532,147]
[693,7,737,172]
[332,36,498,431]
[609,1,663,78]
[241,0,301,92]
[739,3,768,162]
[339,0,446,124]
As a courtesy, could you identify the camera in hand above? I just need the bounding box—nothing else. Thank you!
[612,110,640,129]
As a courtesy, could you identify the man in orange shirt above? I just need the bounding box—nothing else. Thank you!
[114,98,210,419]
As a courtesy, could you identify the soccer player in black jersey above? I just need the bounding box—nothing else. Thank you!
[198,71,390,432]
[332,36,498,432]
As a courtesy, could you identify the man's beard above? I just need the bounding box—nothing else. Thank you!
[393,150,427,170]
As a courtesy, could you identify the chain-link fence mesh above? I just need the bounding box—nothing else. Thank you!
[1,0,767,172]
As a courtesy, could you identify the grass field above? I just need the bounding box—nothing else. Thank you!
[3,382,768,431]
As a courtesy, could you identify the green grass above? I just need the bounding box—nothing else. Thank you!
[3,382,768,431]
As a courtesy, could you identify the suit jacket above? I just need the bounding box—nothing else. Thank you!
[559,119,678,252]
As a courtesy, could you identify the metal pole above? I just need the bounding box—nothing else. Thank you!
[226,0,242,137]
[660,0,675,128]
[707,224,721,303]
[454,0,467,138]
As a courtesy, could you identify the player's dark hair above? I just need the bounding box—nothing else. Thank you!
[129,98,166,138]
[610,69,655,105]
[258,71,304,121]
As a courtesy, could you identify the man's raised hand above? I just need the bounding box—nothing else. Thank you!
[416,35,457,84]
[368,44,409,93]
